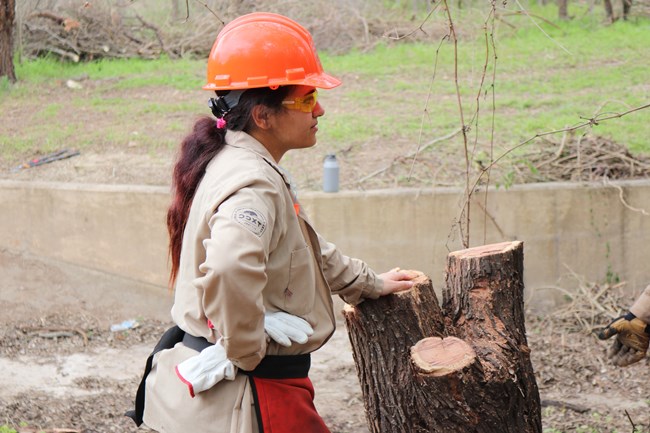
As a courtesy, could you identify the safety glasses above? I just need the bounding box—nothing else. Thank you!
[282,90,318,113]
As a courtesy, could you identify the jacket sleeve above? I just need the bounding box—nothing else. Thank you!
[630,285,650,324]
[192,178,281,371]
[316,233,383,306]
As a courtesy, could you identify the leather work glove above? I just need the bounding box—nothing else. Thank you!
[175,339,236,398]
[597,312,650,367]
[264,311,314,347]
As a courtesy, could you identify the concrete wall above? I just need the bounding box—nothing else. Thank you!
[2,179,649,310]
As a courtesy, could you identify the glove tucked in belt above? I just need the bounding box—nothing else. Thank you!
[175,311,314,397]
[175,338,235,397]
[264,310,314,347]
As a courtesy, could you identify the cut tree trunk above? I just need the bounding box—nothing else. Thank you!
[343,241,541,433]
[0,0,17,83]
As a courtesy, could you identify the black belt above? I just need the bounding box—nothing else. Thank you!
[182,333,311,379]
[182,332,213,351]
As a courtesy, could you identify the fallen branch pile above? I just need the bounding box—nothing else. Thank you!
[546,279,629,334]
[18,2,442,62]
[21,4,219,61]
[514,134,650,183]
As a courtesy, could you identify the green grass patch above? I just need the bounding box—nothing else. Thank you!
[13,55,203,90]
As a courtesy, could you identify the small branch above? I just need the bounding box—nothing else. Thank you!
[624,409,637,432]
[409,34,449,179]
[348,6,370,45]
[473,198,508,239]
[442,0,470,248]
[603,177,650,217]
[28,11,67,25]
[191,0,225,25]
[513,0,572,55]
[354,128,461,185]
[497,9,563,30]
[23,326,89,346]
[41,46,80,62]
[385,5,440,40]
[135,13,171,57]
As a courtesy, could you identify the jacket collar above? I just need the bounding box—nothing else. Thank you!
[225,130,293,188]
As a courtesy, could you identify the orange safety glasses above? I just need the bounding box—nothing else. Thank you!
[282,90,319,113]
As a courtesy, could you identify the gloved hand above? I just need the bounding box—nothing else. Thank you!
[597,312,650,366]
[264,311,314,347]
[175,339,236,398]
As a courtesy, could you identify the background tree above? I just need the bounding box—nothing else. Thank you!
[558,0,569,19]
[0,0,17,83]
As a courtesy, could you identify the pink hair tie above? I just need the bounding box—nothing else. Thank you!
[216,118,227,129]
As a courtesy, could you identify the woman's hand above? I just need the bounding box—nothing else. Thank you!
[378,268,418,296]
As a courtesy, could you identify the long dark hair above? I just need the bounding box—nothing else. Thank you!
[166,86,293,287]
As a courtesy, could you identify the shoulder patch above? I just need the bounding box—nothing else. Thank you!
[232,208,267,237]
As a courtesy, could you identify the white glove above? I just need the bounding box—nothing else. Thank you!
[175,339,236,398]
[264,311,314,347]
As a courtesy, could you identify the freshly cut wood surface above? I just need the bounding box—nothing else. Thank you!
[410,336,476,376]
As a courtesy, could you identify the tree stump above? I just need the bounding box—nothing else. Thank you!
[343,241,541,433]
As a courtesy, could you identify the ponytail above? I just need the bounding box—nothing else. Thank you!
[167,117,225,286]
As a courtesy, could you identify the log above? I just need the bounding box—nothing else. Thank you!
[343,241,541,433]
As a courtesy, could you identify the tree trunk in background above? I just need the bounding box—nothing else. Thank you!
[0,0,17,83]
[558,0,569,19]
[603,0,616,21]
[343,242,542,433]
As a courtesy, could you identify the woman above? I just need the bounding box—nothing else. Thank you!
[129,12,414,433]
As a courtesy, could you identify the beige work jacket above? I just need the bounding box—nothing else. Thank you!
[143,130,383,433]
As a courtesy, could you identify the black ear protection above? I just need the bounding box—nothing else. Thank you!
[208,90,246,118]
[208,96,232,118]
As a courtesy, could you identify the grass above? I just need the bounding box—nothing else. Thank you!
[10,55,203,90]
[0,2,648,172]
[317,5,650,160]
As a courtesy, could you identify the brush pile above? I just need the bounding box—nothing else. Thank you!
[18,1,438,62]
[20,3,219,61]
[514,134,650,183]
[540,277,631,335]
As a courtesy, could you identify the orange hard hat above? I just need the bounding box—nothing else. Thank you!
[203,12,341,91]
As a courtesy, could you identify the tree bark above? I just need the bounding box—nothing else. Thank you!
[0,0,17,83]
[558,0,569,20]
[343,241,541,433]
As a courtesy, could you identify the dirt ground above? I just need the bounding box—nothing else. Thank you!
[1,249,650,433]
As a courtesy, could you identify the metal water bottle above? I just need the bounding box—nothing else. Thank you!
[322,153,339,193]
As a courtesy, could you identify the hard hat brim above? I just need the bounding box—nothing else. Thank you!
[203,72,342,92]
